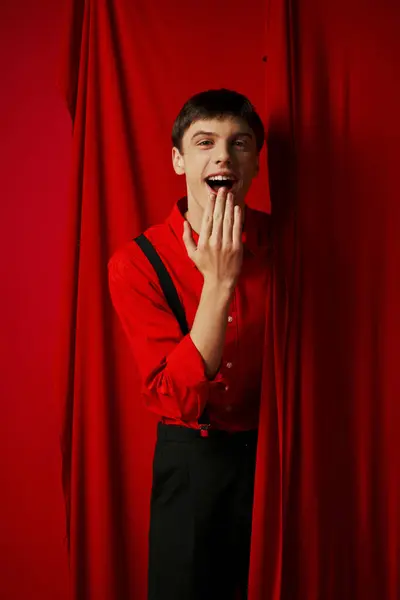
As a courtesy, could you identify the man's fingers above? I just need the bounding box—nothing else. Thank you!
[198,193,216,246]
[222,193,234,246]
[210,187,228,242]
[182,220,197,257]
[232,204,243,249]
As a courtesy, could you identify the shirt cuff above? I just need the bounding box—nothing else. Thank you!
[166,334,226,390]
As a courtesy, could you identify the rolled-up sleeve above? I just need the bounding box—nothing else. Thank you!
[108,247,224,421]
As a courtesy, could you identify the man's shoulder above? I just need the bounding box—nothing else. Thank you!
[142,219,178,250]
[108,219,180,284]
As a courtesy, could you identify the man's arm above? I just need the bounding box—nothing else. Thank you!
[109,249,220,421]
[183,188,243,379]
[108,188,242,420]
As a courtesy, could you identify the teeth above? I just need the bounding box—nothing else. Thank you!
[208,175,234,181]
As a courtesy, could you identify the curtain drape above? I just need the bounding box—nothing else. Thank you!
[58,1,268,598]
[250,1,400,598]
[59,1,400,599]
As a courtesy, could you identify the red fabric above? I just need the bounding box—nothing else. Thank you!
[108,197,271,431]
[59,1,400,600]
[250,1,400,599]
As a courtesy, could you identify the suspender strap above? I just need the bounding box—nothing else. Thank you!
[134,233,210,428]
[135,233,189,336]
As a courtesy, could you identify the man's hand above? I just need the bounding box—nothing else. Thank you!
[183,188,244,291]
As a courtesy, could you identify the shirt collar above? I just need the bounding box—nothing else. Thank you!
[167,197,267,266]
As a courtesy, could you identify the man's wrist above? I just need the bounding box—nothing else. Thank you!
[202,277,235,303]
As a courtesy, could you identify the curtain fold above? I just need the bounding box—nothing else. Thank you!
[251,1,400,599]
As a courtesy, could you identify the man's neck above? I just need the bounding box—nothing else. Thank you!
[184,203,203,234]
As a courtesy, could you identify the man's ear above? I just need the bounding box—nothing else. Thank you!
[172,147,185,175]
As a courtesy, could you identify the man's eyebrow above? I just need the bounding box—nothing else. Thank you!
[190,130,253,141]
[191,130,216,141]
[233,132,253,139]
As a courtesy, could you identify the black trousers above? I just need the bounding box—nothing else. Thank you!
[148,423,258,600]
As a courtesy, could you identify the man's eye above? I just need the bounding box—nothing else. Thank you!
[198,140,213,146]
[234,140,246,147]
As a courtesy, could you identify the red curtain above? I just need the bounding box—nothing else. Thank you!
[59,1,400,599]
[58,1,268,599]
[251,1,400,598]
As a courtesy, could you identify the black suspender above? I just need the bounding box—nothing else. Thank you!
[134,233,210,429]
[135,234,189,336]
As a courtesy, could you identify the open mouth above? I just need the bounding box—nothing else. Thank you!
[205,176,237,193]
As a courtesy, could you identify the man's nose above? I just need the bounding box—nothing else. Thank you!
[214,142,232,164]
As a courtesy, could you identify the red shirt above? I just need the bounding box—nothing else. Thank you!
[108,198,271,432]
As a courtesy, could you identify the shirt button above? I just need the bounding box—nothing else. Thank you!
[225,405,232,412]
[225,385,229,392]
[228,316,233,323]
[226,362,233,369]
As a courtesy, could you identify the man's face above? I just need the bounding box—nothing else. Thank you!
[172,117,259,210]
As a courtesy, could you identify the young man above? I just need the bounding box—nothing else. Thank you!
[108,89,271,600]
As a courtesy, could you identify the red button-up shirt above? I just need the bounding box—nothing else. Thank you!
[108,198,271,432]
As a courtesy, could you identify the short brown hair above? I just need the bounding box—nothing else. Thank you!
[172,89,265,153]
